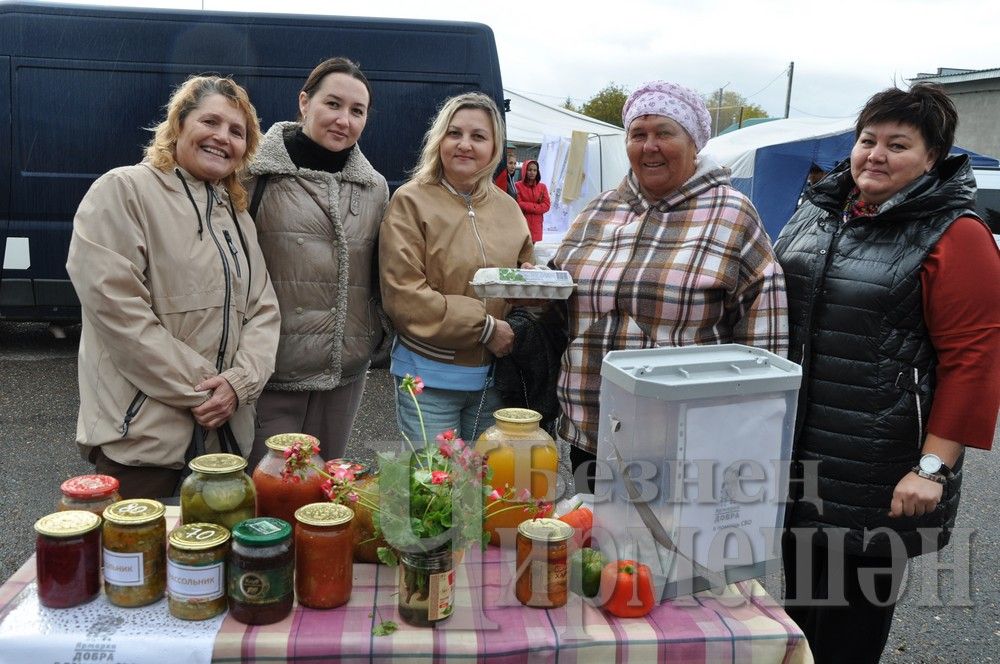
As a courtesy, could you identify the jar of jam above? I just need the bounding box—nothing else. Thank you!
[57,474,121,517]
[34,510,102,608]
[294,502,354,609]
[252,433,326,525]
[167,523,230,620]
[102,499,167,607]
[181,453,256,530]
[515,518,573,608]
[228,517,294,625]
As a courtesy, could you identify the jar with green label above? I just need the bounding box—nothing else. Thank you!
[102,499,166,607]
[167,522,230,620]
[180,453,257,530]
[227,517,293,625]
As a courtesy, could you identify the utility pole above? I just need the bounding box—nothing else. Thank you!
[784,61,794,118]
[714,82,729,136]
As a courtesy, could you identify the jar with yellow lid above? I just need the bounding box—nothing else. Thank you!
[35,510,102,608]
[476,408,559,546]
[294,502,355,608]
[102,498,166,607]
[181,453,257,529]
[167,522,230,620]
[253,433,326,525]
[515,517,573,608]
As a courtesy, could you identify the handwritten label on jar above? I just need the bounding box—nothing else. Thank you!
[168,560,225,600]
[103,550,144,586]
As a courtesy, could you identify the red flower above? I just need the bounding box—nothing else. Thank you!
[431,470,450,485]
[436,429,456,443]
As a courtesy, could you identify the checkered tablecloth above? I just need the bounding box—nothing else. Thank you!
[0,510,812,664]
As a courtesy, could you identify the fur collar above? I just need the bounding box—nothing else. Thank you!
[249,121,381,188]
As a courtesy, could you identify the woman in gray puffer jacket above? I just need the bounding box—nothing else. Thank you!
[246,58,389,466]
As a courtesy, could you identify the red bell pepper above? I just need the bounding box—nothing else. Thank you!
[601,559,655,618]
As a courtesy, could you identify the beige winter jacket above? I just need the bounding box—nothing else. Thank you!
[247,122,389,390]
[67,162,281,468]
[379,180,534,368]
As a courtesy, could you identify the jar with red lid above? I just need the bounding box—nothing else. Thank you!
[252,433,326,525]
[34,510,102,608]
[294,502,354,609]
[58,474,121,517]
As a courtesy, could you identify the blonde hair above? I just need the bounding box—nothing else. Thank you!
[411,92,505,201]
[145,75,261,211]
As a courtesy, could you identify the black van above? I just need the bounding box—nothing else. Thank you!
[0,1,503,322]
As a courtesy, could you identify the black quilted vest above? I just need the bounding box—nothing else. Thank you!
[774,155,978,557]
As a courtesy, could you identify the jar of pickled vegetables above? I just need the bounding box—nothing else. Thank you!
[167,523,230,620]
[181,453,256,530]
[252,433,326,525]
[227,517,294,625]
[57,474,121,517]
[34,510,102,608]
[294,502,354,609]
[102,499,167,607]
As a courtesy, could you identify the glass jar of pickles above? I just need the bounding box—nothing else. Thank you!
[227,517,294,625]
[253,433,326,525]
[57,474,121,517]
[181,453,256,530]
[515,518,572,608]
[167,523,230,620]
[34,510,102,608]
[102,499,167,607]
[294,502,354,609]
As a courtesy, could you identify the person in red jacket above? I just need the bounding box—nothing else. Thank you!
[515,159,550,242]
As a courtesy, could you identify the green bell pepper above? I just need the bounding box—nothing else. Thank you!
[569,548,606,598]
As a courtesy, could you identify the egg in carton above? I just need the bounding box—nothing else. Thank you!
[471,267,576,299]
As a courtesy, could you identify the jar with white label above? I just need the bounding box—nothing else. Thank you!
[102,499,166,607]
[167,523,230,620]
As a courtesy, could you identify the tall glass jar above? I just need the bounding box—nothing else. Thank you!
[181,453,256,530]
[167,523,230,620]
[102,499,167,607]
[227,517,294,625]
[294,502,354,609]
[252,433,326,525]
[34,510,102,608]
[476,408,558,546]
[398,545,454,627]
[57,475,121,517]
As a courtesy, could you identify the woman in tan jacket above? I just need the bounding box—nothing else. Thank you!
[380,92,534,445]
[67,76,280,499]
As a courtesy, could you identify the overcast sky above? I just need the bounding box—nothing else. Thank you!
[43,0,1000,120]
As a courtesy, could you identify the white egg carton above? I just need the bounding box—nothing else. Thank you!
[471,267,576,299]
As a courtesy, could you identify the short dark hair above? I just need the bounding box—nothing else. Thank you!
[299,57,372,116]
[855,83,957,167]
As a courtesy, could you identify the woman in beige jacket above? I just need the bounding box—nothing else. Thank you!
[67,76,281,499]
[246,58,389,466]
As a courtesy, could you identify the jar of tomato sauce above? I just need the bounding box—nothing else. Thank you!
[227,517,294,625]
[34,510,102,608]
[252,433,326,525]
[515,518,572,608]
[294,502,354,609]
[102,499,167,607]
[57,475,121,517]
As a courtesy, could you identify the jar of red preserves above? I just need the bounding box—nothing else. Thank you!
[515,518,572,608]
[34,510,102,608]
[58,475,121,517]
[227,517,294,625]
[294,502,354,609]
[252,433,326,525]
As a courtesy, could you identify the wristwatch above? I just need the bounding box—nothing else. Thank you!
[911,453,952,484]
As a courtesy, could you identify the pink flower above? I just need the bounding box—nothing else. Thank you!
[347,492,360,503]
[439,441,454,459]
[436,429,456,443]
[400,374,425,396]
[431,470,450,485]
[516,487,532,502]
[332,466,355,483]
[488,489,501,501]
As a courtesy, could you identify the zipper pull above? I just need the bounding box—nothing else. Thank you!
[223,230,242,279]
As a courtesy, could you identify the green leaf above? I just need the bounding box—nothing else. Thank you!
[372,620,399,636]
[377,547,398,567]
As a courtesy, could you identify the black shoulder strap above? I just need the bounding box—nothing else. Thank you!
[248,174,270,221]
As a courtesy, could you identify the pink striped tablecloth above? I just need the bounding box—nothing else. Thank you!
[0,510,813,664]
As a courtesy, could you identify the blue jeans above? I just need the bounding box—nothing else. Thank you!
[393,377,503,448]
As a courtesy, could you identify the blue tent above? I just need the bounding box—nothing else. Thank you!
[702,117,1000,239]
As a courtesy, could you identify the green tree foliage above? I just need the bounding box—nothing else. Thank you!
[703,90,768,135]
[561,97,578,112]
[578,83,630,127]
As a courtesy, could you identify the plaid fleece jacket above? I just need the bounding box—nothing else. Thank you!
[551,161,789,453]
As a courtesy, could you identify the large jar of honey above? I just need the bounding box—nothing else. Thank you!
[252,433,327,525]
[475,408,558,546]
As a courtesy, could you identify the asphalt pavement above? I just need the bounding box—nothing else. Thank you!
[1,320,997,662]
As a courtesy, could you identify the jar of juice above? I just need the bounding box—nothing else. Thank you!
[34,510,102,608]
[294,502,354,609]
[252,433,326,525]
[167,523,230,620]
[515,517,572,608]
[476,408,558,546]
[227,517,294,625]
[181,453,256,530]
[102,499,167,607]
[57,475,121,517]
